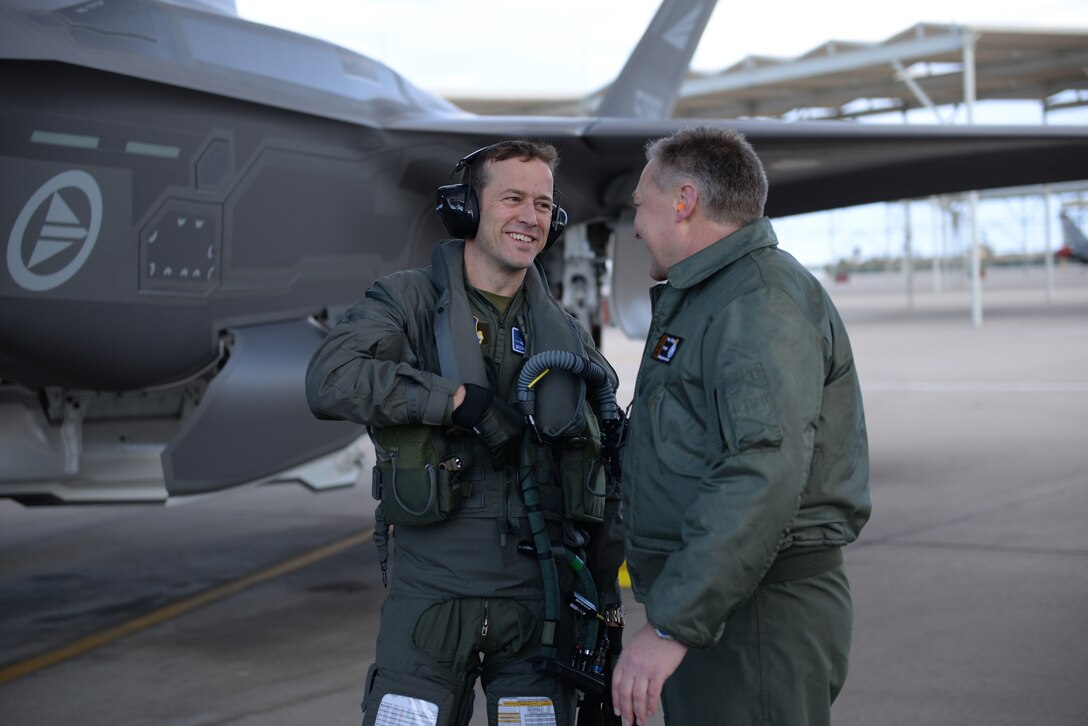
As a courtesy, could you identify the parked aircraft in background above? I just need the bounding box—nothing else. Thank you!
[2,0,1087,505]
[1057,210,1088,263]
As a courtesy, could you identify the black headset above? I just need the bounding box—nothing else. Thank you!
[435,144,568,250]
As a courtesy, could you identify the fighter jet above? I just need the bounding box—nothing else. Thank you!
[2,0,1087,504]
[1057,210,1088,263]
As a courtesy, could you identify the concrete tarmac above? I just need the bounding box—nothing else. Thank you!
[0,264,1085,725]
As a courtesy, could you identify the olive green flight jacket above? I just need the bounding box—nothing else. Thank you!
[622,218,871,649]
[305,239,623,604]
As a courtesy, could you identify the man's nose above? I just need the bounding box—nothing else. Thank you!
[516,200,540,225]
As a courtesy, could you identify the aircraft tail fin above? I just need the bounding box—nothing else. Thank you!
[596,0,718,119]
[1057,210,1088,263]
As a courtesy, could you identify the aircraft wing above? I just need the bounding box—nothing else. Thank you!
[390,115,1088,219]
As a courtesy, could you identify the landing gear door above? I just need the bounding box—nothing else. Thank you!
[609,214,654,340]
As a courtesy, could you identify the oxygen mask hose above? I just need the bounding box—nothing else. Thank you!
[517,427,562,659]
[515,350,619,428]
[517,539,601,667]
[515,350,620,663]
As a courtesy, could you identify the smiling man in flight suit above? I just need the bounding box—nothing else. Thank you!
[307,140,624,726]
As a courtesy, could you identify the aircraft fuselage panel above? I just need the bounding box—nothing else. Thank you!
[1,61,444,391]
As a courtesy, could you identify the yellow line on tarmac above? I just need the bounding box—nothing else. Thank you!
[0,529,373,686]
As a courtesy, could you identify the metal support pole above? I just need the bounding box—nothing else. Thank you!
[1043,185,1055,302]
[1041,102,1056,303]
[963,30,983,328]
[969,190,983,328]
[902,200,914,308]
[931,196,945,292]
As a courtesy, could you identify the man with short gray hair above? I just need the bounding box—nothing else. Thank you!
[612,126,871,726]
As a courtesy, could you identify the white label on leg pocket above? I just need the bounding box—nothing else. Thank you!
[497,697,555,725]
[375,693,439,726]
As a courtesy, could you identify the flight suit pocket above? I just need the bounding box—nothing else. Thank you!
[412,600,461,666]
[717,364,783,453]
[648,387,705,475]
[373,461,469,525]
[556,411,607,523]
[625,536,679,596]
[370,425,473,525]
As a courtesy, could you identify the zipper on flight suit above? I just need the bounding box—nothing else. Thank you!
[481,599,490,637]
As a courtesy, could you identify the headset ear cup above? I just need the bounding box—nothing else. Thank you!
[544,206,568,251]
[435,183,479,239]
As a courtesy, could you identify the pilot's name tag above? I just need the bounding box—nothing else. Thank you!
[511,326,526,355]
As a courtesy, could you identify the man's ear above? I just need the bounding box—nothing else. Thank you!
[676,183,698,220]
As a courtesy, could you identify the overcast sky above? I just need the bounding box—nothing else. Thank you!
[235,0,1087,99]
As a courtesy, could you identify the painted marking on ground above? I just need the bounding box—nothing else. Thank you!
[0,529,373,685]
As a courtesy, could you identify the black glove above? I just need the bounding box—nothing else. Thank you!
[452,383,525,465]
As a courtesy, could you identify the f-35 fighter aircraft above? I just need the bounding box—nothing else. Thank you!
[2,0,1086,504]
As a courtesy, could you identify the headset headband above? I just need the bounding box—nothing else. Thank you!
[434,144,568,250]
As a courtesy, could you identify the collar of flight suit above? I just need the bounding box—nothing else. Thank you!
[666,217,779,290]
[431,238,589,439]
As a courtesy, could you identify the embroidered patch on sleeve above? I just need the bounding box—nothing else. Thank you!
[651,333,683,363]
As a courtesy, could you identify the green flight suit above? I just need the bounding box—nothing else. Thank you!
[621,218,871,725]
[306,239,622,726]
